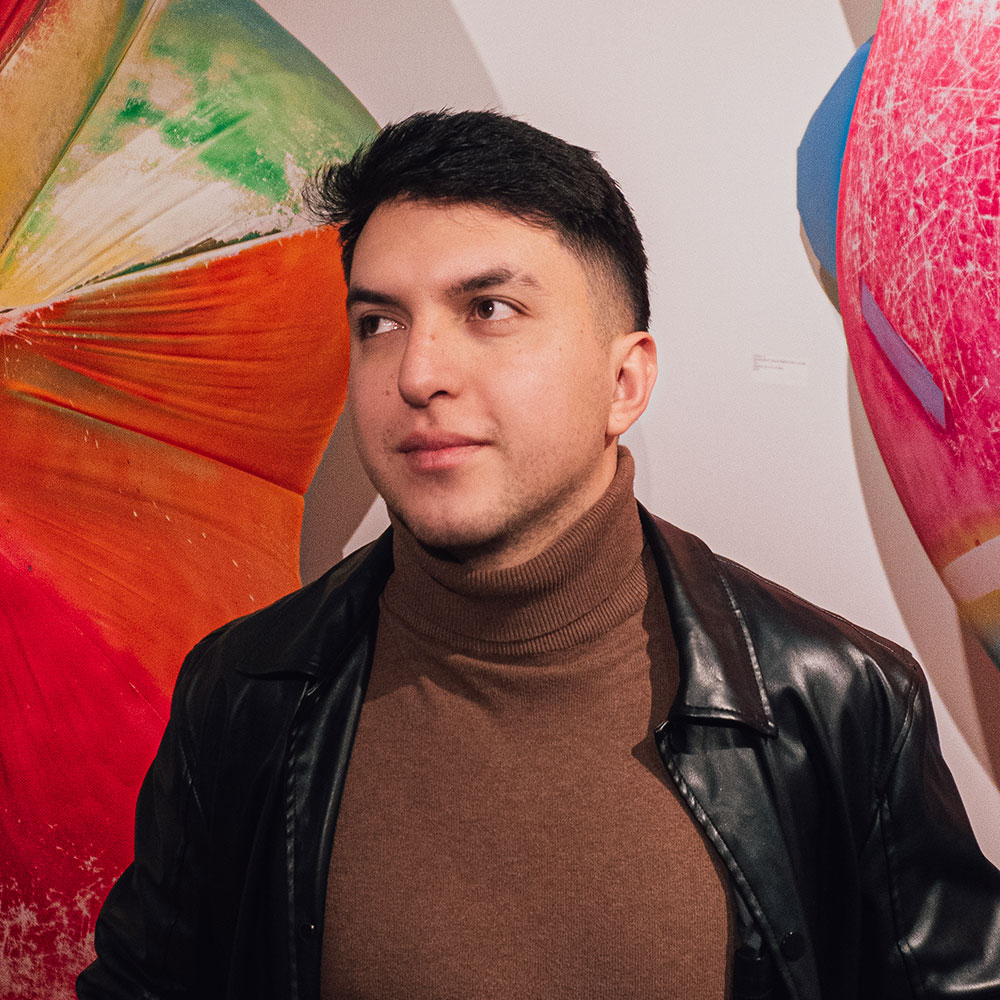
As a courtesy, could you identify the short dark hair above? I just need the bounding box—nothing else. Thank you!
[305,109,650,331]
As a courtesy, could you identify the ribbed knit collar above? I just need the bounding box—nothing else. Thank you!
[381,447,648,656]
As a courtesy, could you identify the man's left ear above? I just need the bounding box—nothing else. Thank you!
[607,331,657,438]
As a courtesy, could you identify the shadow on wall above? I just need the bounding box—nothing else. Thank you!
[839,0,882,46]
[848,371,1000,783]
[300,411,379,584]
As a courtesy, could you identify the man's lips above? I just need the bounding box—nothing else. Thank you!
[397,432,487,470]
[398,432,486,452]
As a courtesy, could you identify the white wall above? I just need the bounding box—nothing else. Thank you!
[263,0,1000,862]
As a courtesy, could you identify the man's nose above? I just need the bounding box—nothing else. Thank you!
[396,320,460,407]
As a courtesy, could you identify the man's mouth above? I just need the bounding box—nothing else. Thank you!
[397,432,487,470]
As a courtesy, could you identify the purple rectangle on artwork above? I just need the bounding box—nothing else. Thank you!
[860,280,947,429]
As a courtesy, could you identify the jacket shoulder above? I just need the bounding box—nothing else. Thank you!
[642,509,1000,999]
[647,507,919,677]
[642,507,924,769]
[718,549,922,712]
[182,529,393,688]
[165,531,393,781]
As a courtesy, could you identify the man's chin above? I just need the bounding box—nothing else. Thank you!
[391,510,503,564]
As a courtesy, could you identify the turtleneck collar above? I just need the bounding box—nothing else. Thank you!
[381,447,648,656]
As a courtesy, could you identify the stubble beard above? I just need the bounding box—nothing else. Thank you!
[381,466,605,570]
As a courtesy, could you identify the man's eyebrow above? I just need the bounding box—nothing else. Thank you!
[345,268,541,310]
[345,285,399,310]
[446,268,541,297]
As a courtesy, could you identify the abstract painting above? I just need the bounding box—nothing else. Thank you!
[0,0,375,992]
[799,0,1000,669]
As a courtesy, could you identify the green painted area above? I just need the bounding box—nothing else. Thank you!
[0,205,57,283]
[80,0,150,131]
[90,81,166,154]
[21,204,57,243]
[117,95,167,128]
[21,0,376,211]
[141,0,376,199]
[160,102,246,150]
[199,138,288,202]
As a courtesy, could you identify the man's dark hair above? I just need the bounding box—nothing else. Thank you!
[305,109,650,331]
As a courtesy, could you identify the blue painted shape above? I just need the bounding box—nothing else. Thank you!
[861,279,947,429]
[797,38,872,277]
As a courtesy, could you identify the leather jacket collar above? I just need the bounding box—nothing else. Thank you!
[234,506,777,736]
[640,507,777,736]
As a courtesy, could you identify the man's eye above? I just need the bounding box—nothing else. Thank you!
[472,299,517,321]
[357,315,401,338]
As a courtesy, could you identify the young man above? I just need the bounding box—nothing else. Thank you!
[79,110,1000,999]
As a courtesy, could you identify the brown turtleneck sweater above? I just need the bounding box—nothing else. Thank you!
[321,451,732,998]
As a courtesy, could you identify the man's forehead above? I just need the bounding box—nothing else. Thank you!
[349,199,582,289]
[360,197,619,300]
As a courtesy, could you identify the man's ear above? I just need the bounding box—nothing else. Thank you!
[607,331,657,438]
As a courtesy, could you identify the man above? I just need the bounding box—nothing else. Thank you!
[78,110,1000,999]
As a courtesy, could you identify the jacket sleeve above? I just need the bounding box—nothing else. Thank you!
[860,663,1000,997]
[76,641,218,999]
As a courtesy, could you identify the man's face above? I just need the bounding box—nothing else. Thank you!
[346,198,628,568]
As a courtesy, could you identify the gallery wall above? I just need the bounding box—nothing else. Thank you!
[260,0,1000,862]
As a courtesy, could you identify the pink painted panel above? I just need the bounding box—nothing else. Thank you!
[839,0,1000,661]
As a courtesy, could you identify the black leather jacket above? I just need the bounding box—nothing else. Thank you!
[78,508,1000,999]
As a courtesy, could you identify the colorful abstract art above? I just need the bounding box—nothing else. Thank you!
[0,1,375,994]
[799,0,1000,668]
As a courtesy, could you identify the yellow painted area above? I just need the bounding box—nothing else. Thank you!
[0,0,135,247]
[959,587,1000,628]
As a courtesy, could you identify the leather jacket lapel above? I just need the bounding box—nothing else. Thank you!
[639,506,776,736]
[640,505,815,999]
